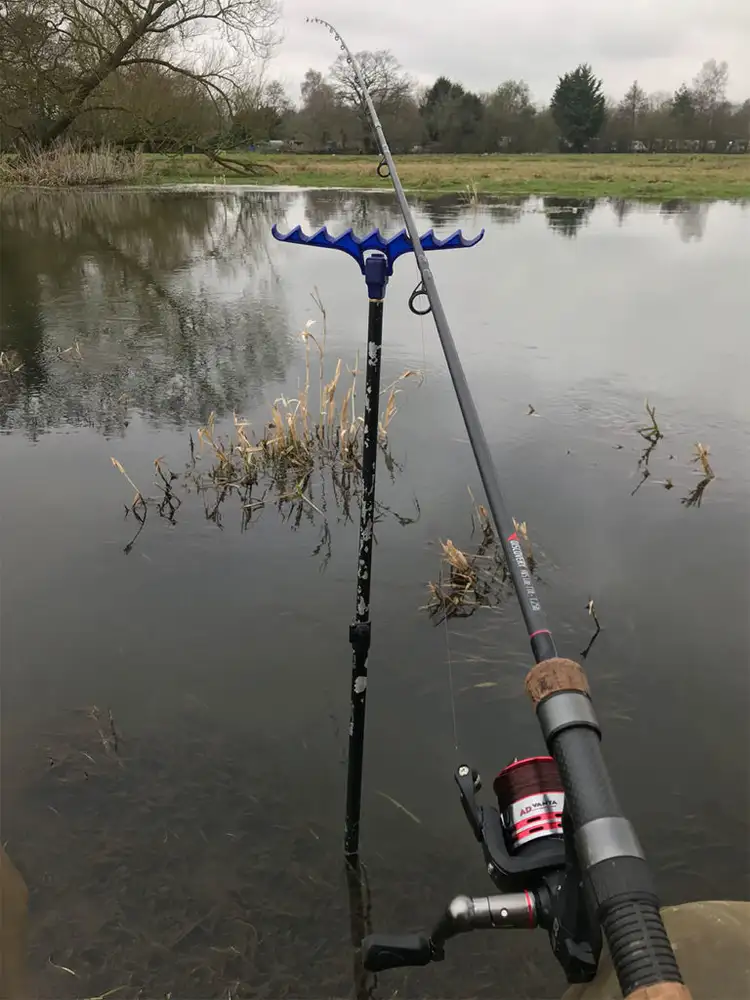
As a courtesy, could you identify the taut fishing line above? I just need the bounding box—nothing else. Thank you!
[443,613,460,754]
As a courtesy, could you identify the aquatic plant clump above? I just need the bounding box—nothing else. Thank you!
[681,441,716,508]
[624,399,718,506]
[194,323,421,495]
[180,318,423,539]
[425,493,536,623]
[111,321,422,557]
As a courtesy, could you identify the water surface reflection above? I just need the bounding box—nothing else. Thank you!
[1,189,748,1000]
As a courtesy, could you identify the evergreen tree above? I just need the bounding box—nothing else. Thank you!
[551,64,606,151]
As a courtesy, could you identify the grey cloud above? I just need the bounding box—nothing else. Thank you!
[271,0,749,103]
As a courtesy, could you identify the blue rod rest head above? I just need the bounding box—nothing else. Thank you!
[271,225,484,278]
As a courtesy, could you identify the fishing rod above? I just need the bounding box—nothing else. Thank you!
[272,18,692,1000]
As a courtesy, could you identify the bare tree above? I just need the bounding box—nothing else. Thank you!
[294,68,357,151]
[230,77,292,145]
[0,0,280,146]
[482,80,536,152]
[618,80,649,142]
[691,59,730,141]
[329,50,412,112]
[692,59,728,114]
[66,64,223,149]
[639,91,673,149]
[0,2,68,142]
[328,49,414,150]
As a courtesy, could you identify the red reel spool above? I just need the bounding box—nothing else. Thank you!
[493,756,564,853]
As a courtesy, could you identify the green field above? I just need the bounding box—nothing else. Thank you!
[145,152,750,200]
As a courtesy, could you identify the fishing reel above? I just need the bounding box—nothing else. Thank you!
[362,756,602,985]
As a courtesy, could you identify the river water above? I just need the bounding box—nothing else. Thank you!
[1,188,748,999]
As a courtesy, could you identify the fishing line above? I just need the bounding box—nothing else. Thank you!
[420,312,426,374]
[443,612,460,754]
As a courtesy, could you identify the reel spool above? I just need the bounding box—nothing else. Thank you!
[493,756,564,855]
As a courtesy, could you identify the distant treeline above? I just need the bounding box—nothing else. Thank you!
[0,3,747,159]
[285,58,749,156]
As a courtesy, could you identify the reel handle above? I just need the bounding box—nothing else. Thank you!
[362,892,537,972]
[361,933,433,971]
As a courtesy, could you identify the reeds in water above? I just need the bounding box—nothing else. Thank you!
[681,441,716,508]
[631,399,665,495]
[0,140,146,187]
[111,457,182,553]
[193,323,421,497]
[626,400,719,508]
[111,320,421,555]
[637,399,663,443]
[692,442,714,479]
[425,492,535,623]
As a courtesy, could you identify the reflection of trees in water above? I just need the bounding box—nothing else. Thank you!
[486,197,527,225]
[415,195,527,230]
[419,194,531,229]
[543,197,596,238]
[299,191,525,247]
[659,199,711,242]
[609,198,634,226]
[302,189,400,235]
[416,196,463,229]
[0,191,296,438]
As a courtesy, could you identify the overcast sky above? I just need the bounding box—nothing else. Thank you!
[267,0,750,104]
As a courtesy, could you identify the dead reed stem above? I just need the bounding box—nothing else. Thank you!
[631,400,665,495]
[425,489,534,623]
[691,442,714,479]
[110,457,182,552]
[581,599,602,660]
[681,442,716,508]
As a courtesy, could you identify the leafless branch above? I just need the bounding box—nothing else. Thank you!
[0,0,281,145]
[196,145,276,175]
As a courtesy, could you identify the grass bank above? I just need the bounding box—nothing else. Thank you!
[144,152,750,200]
